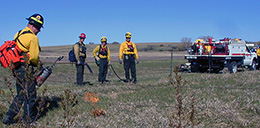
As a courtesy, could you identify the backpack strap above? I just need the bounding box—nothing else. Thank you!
[98,44,108,57]
[14,30,32,50]
[99,44,107,51]
[99,44,102,52]
[97,45,101,57]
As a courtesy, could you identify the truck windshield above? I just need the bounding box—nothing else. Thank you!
[246,46,251,53]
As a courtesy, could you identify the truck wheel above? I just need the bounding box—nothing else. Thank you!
[249,60,256,71]
[228,61,237,73]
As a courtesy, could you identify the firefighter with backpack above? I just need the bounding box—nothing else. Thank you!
[3,13,44,125]
[92,36,111,84]
[119,32,139,84]
[74,33,87,86]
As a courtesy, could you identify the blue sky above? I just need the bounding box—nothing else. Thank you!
[0,0,259,46]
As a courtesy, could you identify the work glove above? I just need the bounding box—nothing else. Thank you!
[77,61,81,65]
[119,59,123,64]
[108,61,111,65]
[136,59,139,64]
[95,56,100,61]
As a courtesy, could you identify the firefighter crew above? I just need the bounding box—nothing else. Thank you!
[119,32,139,84]
[74,33,87,86]
[3,13,44,124]
[92,36,111,84]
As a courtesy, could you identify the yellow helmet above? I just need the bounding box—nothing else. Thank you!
[125,32,131,38]
[195,39,204,43]
[101,36,107,42]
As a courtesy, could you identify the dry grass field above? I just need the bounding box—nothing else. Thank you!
[0,42,259,127]
[39,42,186,63]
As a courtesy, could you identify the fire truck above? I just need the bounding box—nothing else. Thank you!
[184,38,258,73]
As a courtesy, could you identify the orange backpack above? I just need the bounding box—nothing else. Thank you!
[0,30,31,69]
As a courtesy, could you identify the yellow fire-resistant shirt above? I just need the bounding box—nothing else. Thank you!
[119,41,139,59]
[92,45,111,61]
[14,27,40,66]
[73,42,87,62]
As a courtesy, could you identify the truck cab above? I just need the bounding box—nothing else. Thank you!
[228,39,257,68]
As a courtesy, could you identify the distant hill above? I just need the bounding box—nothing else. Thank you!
[40,42,186,63]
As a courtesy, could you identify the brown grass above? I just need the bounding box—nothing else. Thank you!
[40,42,186,62]
[0,45,259,127]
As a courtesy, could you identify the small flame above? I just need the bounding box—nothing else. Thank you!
[92,108,106,117]
[83,92,99,104]
[84,92,106,117]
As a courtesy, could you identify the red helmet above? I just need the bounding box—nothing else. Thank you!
[79,33,86,39]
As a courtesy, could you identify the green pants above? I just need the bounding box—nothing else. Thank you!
[6,64,37,123]
[123,54,136,82]
[98,58,108,82]
[76,64,84,85]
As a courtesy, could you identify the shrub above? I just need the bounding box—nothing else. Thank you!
[60,89,78,128]
[169,66,200,127]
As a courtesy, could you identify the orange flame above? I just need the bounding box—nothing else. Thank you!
[83,92,99,104]
[84,92,106,117]
[92,108,106,117]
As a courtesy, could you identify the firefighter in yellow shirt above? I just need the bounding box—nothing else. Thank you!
[93,36,111,84]
[74,33,87,86]
[3,13,44,125]
[119,32,139,84]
